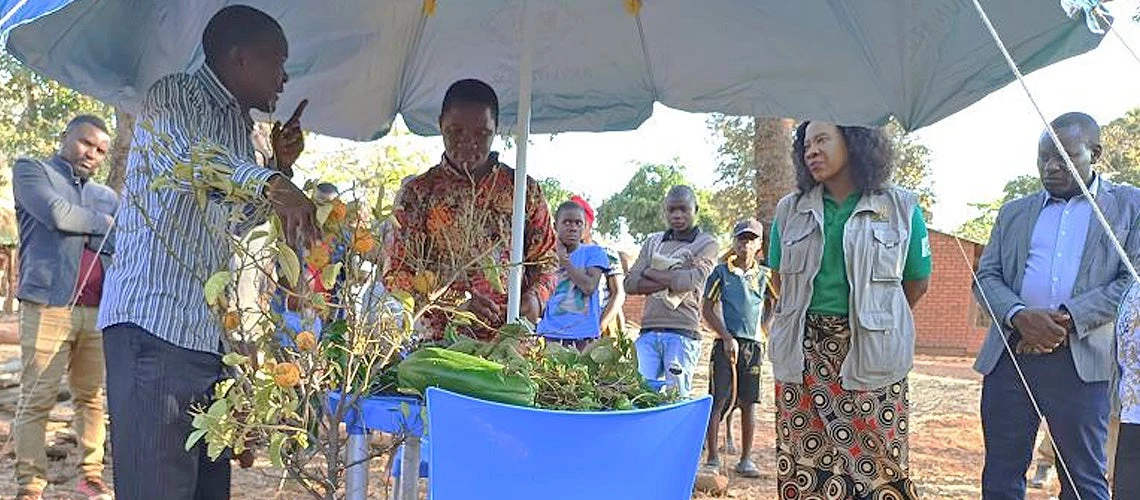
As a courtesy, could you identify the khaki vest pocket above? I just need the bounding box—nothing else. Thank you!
[871,227,903,282]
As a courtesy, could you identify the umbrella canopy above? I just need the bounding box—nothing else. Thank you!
[0,0,1107,321]
[2,0,1105,140]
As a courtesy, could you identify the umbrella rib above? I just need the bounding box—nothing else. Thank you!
[393,5,431,128]
[631,12,658,102]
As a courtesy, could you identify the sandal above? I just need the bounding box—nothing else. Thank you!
[734,458,761,478]
[703,457,722,473]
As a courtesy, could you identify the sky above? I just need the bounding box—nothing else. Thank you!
[301,1,1140,236]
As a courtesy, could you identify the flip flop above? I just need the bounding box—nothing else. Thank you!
[735,458,761,478]
[702,458,722,473]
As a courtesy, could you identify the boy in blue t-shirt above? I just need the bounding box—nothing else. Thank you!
[538,201,610,349]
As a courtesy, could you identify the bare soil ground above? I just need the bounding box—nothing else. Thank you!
[0,316,1064,499]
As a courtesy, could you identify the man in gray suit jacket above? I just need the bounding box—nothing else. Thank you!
[974,112,1140,500]
[11,115,117,500]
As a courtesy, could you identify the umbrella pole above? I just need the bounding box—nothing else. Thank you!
[506,0,535,323]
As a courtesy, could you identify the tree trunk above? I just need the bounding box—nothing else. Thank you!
[752,117,796,229]
[107,107,134,193]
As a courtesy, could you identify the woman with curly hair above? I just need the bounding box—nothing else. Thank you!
[767,121,932,498]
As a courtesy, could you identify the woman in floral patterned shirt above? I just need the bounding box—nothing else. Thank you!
[1114,278,1140,497]
[385,79,557,340]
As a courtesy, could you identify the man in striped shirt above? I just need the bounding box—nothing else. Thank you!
[97,6,317,499]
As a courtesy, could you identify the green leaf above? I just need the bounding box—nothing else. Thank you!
[500,320,534,338]
[221,352,248,367]
[481,255,504,294]
[321,262,342,291]
[326,319,349,338]
[268,432,287,467]
[277,242,301,288]
[443,325,460,345]
[316,203,333,226]
[450,310,477,326]
[269,216,282,241]
[172,162,194,180]
[184,429,208,451]
[247,230,270,243]
[195,187,209,208]
[207,399,229,419]
[203,271,231,307]
[214,378,236,399]
[390,290,414,312]
[207,440,225,460]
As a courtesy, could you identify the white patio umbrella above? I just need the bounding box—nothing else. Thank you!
[0,0,1108,320]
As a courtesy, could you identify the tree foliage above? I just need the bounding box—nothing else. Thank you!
[537,176,575,213]
[300,127,429,211]
[1100,108,1140,187]
[708,115,937,227]
[885,120,937,221]
[596,162,727,243]
[955,106,1140,244]
[708,115,762,224]
[955,174,1041,243]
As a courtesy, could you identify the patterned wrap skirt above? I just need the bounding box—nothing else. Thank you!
[775,314,919,499]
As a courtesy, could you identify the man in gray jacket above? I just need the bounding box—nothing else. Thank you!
[975,112,1140,500]
[11,115,117,500]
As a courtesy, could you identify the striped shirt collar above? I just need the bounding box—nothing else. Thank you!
[194,65,248,119]
[723,253,753,273]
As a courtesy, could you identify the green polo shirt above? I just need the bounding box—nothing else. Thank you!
[704,259,774,341]
[768,192,932,315]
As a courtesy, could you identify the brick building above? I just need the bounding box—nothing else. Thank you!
[910,230,990,356]
[620,229,991,356]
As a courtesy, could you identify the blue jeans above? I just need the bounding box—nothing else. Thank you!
[635,331,702,398]
[981,348,1110,500]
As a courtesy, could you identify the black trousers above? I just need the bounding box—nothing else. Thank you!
[103,323,231,500]
[1115,423,1140,499]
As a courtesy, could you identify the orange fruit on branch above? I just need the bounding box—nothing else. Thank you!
[274,362,301,388]
[327,200,347,223]
[352,230,375,254]
[222,311,241,331]
[294,330,318,352]
[308,244,331,270]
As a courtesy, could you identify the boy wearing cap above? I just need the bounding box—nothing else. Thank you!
[702,219,774,477]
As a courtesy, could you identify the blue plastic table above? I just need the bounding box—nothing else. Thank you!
[326,392,425,500]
